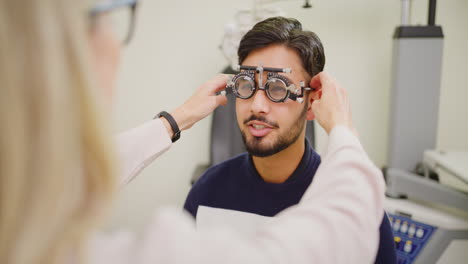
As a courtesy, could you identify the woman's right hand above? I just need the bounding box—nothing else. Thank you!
[309,72,357,136]
[170,74,231,131]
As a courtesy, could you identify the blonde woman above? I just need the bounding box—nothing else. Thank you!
[0,0,385,264]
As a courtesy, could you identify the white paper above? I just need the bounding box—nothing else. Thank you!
[196,206,272,234]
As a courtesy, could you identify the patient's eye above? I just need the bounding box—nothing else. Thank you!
[267,79,288,101]
[235,76,255,98]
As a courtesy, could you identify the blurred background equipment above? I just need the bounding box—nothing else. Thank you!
[384,1,468,263]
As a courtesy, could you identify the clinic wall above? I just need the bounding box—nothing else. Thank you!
[108,0,468,231]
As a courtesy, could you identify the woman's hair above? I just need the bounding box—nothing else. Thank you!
[0,1,116,264]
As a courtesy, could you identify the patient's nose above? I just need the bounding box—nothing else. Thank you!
[250,89,271,115]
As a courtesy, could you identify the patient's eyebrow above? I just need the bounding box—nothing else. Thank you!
[238,65,299,84]
[268,72,294,84]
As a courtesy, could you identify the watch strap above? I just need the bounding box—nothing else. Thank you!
[155,111,180,143]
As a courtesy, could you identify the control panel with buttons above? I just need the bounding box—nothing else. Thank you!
[388,213,437,264]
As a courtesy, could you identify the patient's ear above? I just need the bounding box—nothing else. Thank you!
[306,91,316,121]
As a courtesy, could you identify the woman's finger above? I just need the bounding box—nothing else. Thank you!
[309,71,331,91]
[207,74,232,94]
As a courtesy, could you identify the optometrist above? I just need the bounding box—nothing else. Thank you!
[0,1,385,264]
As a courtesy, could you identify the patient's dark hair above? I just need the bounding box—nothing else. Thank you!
[238,16,325,78]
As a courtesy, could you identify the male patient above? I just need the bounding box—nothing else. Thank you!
[184,17,396,263]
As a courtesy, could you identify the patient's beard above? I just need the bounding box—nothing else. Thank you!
[240,103,307,158]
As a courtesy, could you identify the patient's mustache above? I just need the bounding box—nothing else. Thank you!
[244,115,279,128]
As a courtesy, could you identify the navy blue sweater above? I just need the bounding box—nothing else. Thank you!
[184,140,396,263]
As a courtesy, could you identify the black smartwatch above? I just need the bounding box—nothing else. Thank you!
[155,111,180,143]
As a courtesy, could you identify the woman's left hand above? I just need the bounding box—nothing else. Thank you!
[170,74,231,131]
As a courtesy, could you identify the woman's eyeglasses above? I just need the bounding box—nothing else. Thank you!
[89,0,139,45]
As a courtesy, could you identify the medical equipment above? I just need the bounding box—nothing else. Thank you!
[386,198,468,264]
[385,0,468,263]
[224,65,312,103]
[423,151,468,194]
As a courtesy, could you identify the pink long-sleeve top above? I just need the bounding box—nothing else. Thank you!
[89,118,385,264]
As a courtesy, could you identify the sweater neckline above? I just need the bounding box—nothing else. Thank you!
[246,139,320,189]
